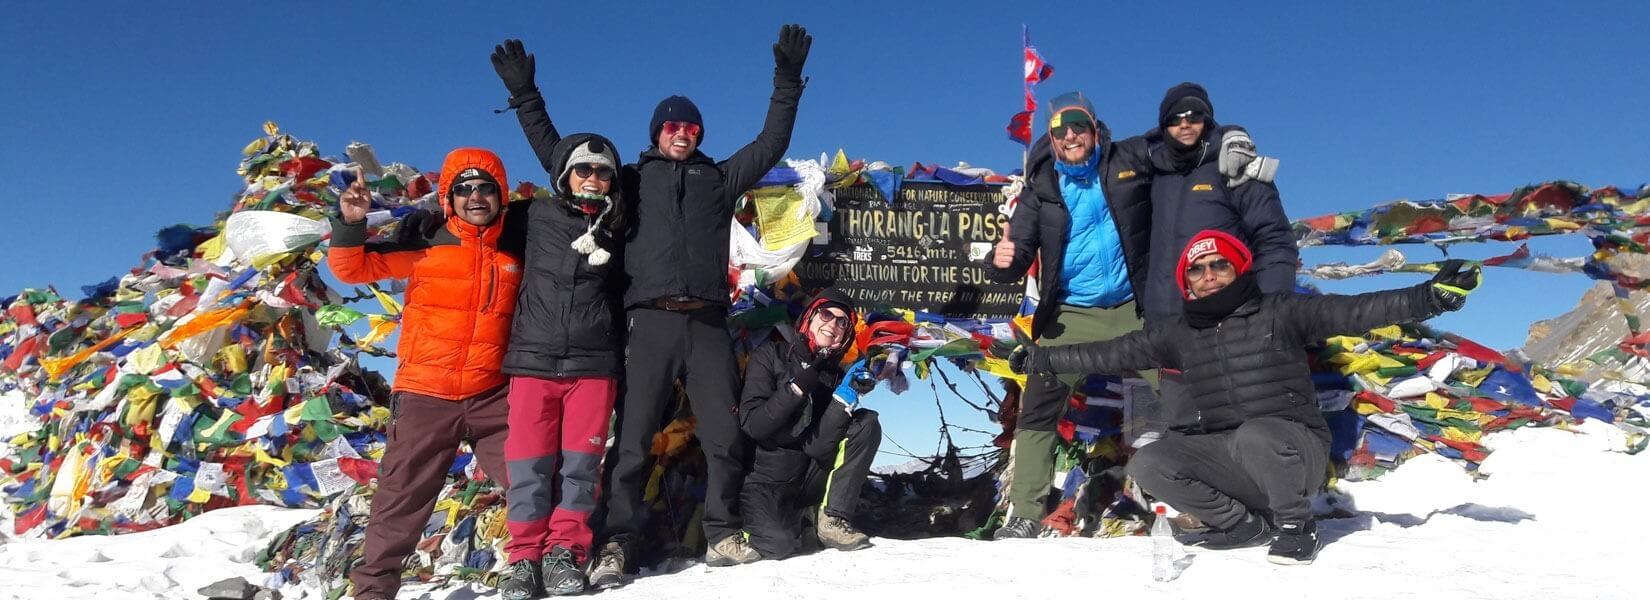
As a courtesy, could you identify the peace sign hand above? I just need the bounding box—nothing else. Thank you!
[338,167,371,225]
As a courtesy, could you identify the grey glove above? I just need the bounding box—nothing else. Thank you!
[1219,130,1279,187]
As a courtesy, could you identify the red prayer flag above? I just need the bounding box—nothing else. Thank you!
[1006,110,1034,145]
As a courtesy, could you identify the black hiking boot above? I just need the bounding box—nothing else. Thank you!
[1267,520,1321,565]
[499,558,544,600]
[587,541,627,590]
[992,516,1041,540]
[1192,512,1275,550]
[541,546,587,596]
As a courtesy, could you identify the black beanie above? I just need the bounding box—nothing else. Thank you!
[1158,82,1214,126]
[650,95,704,144]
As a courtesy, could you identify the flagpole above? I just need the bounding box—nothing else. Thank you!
[1021,24,1030,179]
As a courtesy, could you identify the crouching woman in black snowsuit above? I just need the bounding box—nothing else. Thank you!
[738,289,882,560]
[1015,230,1481,566]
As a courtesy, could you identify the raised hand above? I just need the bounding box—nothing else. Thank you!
[491,39,538,98]
[338,167,371,224]
[773,24,812,80]
[1429,259,1483,312]
[992,222,1016,269]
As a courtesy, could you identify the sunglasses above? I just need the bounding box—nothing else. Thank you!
[661,121,702,138]
[814,310,851,329]
[450,181,499,198]
[1186,258,1234,279]
[1051,119,1094,140]
[572,164,615,182]
[1165,110,1208,127]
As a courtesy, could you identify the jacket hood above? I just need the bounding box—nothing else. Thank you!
[548,133,627,233]
[436,147,509,221]
[794,288,859,359]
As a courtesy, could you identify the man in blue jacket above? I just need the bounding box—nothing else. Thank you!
[985,91,1270,539]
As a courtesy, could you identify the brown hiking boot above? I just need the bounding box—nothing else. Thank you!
[705,532,762,567]
[817,509,872,551]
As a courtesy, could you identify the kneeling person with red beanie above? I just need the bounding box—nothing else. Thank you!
[1013,230,1481,565]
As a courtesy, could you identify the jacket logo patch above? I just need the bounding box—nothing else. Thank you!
[688,168,703,176]
[503,264,520,273]
[1116,169,1136,181]
[1192,183,1214,192]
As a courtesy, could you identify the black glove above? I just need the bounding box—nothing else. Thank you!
[1007,326,1054,376]
[790,351,826,393]
[491,39,538,101]
[1428,259,1482,312]
[772,24,812,83]
[393,208,445,249]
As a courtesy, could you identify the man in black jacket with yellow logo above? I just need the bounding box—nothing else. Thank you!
[1014,230,1481,565]
[738,290,881,560]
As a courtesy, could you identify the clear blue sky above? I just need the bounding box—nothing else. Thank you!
[3,1,1647,464]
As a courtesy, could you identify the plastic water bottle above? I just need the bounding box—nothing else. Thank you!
[1152,504,1180,582]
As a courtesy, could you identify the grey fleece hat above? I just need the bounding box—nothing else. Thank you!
[556,140,619,195]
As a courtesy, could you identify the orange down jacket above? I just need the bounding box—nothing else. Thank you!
[327,148,522,401]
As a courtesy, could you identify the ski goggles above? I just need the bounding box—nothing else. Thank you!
[572,164,615,182]
[450,181,500,198]
[661,121,702,138]
[1185,258,1234,279]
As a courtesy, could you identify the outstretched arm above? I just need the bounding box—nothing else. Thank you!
[1042,328,1168,376]
[1284,285,1440,343]
[720,24,811,196]
[493,39,562,175]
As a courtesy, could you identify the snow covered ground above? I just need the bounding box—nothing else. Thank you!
[2,417,1645,600]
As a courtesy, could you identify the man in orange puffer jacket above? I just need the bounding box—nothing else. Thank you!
[328,147,523,600]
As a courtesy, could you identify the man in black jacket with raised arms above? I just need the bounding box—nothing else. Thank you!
[489,26,813,587]
[1015,230,1482,565]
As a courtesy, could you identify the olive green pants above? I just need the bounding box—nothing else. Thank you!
[1007,302,1157,521]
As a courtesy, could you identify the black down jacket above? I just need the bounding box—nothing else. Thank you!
[738,289,859,452]
[984,127,1155,336]
[1044,284,1444,440]
[1141,138,1298,323]
[500,133,626,379]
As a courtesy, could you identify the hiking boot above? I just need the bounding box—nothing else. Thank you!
[705,532,762,567]
[992,516,1041,540]
[1193,512,1275,550]
[817,510,872,551]
[541,546,587,596]
[1267,520,1321,565]
[498,558,543,600]
[587,541,627,590]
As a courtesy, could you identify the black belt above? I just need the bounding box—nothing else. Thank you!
[649,296,708,312]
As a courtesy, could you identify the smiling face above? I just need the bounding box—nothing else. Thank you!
[657,121,701,161]
[1185,253,1237,299]
[1050,110,1097,165]
[806,305,852,352]
[449,179,503,226]
[567,163,614,196]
